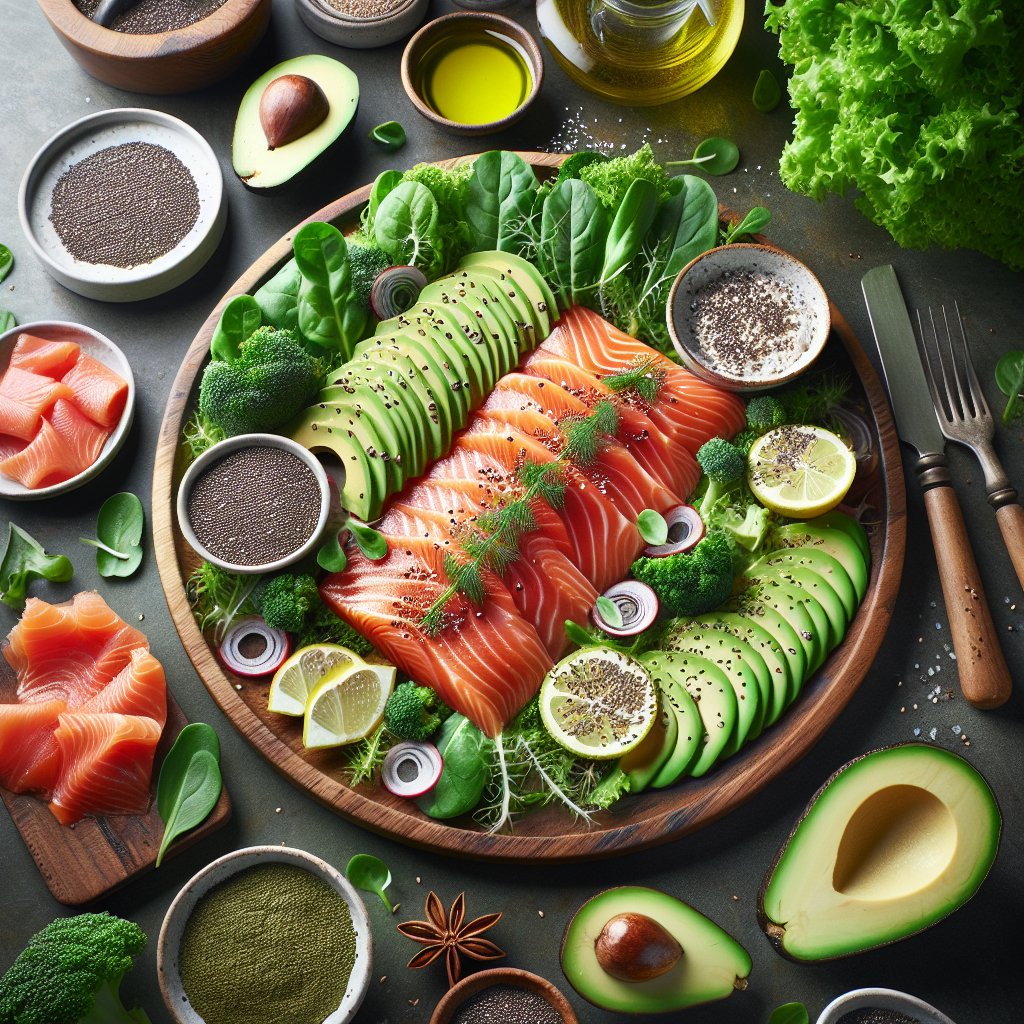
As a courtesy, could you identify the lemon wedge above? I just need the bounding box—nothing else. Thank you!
[303,662,396,749]
[268,644,364,717]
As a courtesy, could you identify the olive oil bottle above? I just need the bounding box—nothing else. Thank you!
[411,21,534,127]
[536,0,743,105]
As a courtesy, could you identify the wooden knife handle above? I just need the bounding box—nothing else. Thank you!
[994,502,1024,593]
[922,484,1012,709]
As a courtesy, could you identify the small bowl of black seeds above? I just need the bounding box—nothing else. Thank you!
[667,243,831,393]
[430,967,578,1024]
[177,433,332,574]
[816,987,958,1024]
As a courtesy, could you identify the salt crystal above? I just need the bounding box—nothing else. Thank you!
[929,727,938,740]
[952,725,962,735]
[913,727,921,736]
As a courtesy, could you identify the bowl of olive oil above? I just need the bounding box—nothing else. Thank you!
[401,12,544,135]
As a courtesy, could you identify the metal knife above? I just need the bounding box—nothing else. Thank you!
[862,264,1011,710]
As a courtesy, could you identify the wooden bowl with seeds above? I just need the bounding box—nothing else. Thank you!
[430,968,579,1024]
[35,0,270,95]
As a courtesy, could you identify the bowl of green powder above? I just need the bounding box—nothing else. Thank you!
[157,846,373,1024]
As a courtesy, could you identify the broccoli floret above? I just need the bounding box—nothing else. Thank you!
[383,682,453,741]
[297,603,374,657]
[198,326,323,437]
[348,243,393,305]
[578,143,674,211]
[745,395,786,436]
[255,572,319,633]
[695,436,746,516]
[631,531,736,617]
[732,429,758,456]
[0,912,151,1024]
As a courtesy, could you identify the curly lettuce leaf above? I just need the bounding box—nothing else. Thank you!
[766,0,1024,269]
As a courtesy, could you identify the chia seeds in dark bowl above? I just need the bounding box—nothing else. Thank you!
[177,434,330,574]
[430,967,578,1024]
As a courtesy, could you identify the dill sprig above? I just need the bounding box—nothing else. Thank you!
[419,401,621,636]
[604,358,665,406]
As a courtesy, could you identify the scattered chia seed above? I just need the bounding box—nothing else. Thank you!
[74,0,228,34]
[187,446,321,567]
[452,984,563,1024]
[49,141,199,268]
[837,1009,919,1024]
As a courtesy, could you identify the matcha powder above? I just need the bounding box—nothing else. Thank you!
[179,862,358,1024]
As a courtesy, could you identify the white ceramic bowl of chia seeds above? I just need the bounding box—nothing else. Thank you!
[18,108,226,303]
[157,845,373,1024]
[667,243,831,393]
[295,0,428,49]
[177,433,332,574]
[816,987,958,1024]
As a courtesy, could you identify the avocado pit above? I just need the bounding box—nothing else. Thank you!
[594,912,682,982]
[259,74,330,150]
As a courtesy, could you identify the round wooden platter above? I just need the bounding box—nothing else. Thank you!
[153,152,907,862]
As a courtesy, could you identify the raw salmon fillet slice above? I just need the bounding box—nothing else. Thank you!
[321,537,552,737]
[78,647,167,728]
[0,699,67,796]
[5,592,149,706]
[0,417,78,488]
[61,353,128,429]
[0,366,74,441]
[9,333,80,379]
[49,712,161,825]
[0,434,25,461]
[49,398,111,475]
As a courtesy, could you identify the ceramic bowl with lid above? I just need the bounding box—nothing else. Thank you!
[668,243,831,393]
[157,845,373,1024]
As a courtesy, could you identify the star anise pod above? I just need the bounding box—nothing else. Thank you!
[397,891,505,988]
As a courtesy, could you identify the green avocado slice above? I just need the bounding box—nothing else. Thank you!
[649,670,703,788]
[759,744,1001,962]
[747,564,848,653]
[756,547,859,621]
[773,521,870,603]
[618,696,678,793]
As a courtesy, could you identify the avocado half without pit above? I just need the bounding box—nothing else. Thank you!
[758,743,1001,962]
[561,886,751,1014]
[233,55,359,192]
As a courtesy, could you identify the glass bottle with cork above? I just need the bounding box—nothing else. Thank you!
[536,0,743,105]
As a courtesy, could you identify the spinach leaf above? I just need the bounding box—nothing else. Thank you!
[538,179,608,308]
[636,508,668,545]
[0,311,15,333]
[654,174,720,280]
[753,69,783,112]
[0,244,12,284]
[254,259,301,333]
[294,221,367,360]
[724,206,772,245]
[366,169,403,226]
[768,1004,809,1024]
[348,518,387,560]
[669,137,740,176]
[209,294,262,363]
[156,748,222,867]
[595,595,623,628]
[995,350,1024,423]
[465,151,539,253]
[0,523,73,610]
[157,723,221,821]
[418,713,494,820]
[345,853,393,912]
[79,492,144,578]
[369,121,406,152]
[373,181,441,274]
[317,531,347,573]
[601,178,659,284]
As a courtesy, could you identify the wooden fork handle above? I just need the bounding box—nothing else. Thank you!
[994,502,1024,593]
[921,483,1012,709]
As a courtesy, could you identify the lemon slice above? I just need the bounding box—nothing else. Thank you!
[539,649,657,760]
[303,662,396,749]
[268,644,364,717]
[748,425,856,518]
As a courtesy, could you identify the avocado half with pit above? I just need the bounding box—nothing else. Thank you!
[561,886,751,1014]
[232,55,358,192]
[759,743,1000,962]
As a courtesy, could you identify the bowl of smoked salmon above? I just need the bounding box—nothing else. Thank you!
[0,321,135,500]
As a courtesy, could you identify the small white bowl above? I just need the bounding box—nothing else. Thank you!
[176,433,331,574]
[816,987,958,1024]
[19,108,226,303]
[667,243,830,393]
[0,320,135,501]
[157,846,373,1024]
[295,0,428,49]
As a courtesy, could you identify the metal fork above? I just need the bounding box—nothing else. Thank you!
[916,303,1024,591]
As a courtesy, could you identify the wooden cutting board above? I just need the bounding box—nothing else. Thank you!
[1,660,230,906]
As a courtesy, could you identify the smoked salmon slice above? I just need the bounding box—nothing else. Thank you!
[9,333,80,379]
[321,537,552,737]
[5,592,149,706]
[0,417,78,488]
[61,354,128,429]
[0,367,74,441]
[0,699,66,796]
[78,647,167,727]
[49,712,162,825]
[49,398,112,475]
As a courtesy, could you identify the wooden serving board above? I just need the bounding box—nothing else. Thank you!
[153,152,906,862]
[1,662,231,906]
